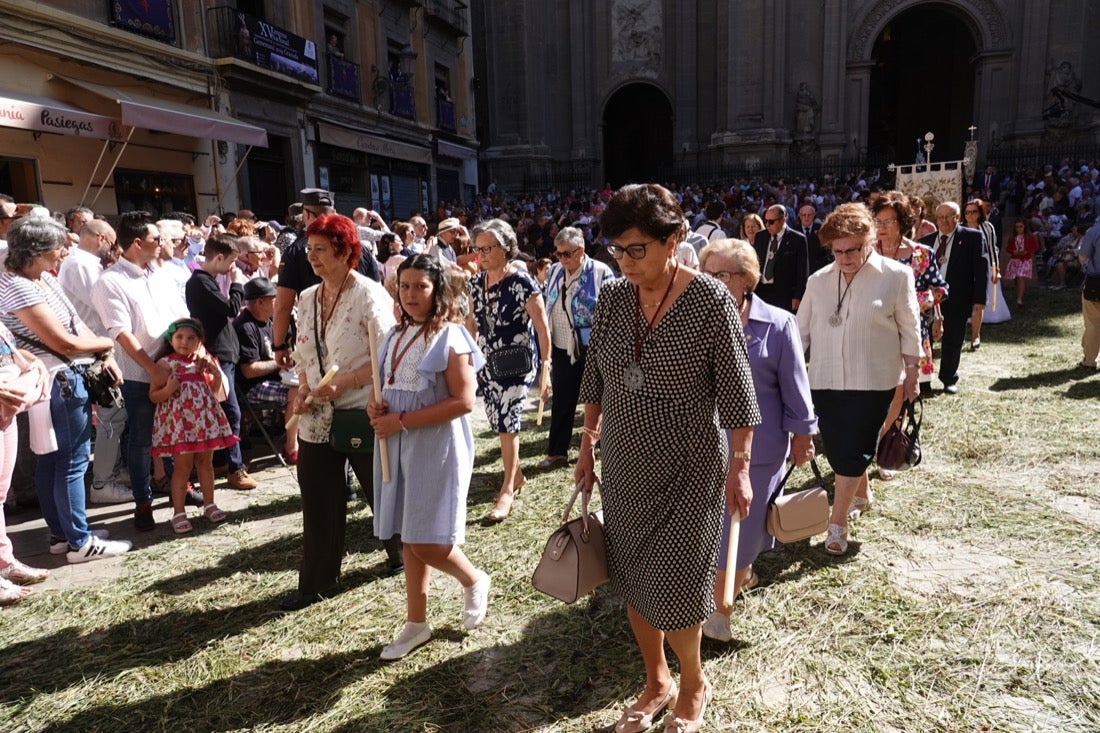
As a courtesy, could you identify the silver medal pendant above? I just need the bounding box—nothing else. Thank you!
[828,312,843,327]
[623,362,645,391]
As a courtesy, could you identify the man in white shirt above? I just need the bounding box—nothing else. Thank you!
[351,207,391,254]
[58,219,131,503]
[93,211,188,530]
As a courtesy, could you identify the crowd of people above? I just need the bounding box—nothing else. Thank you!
[1,158,1098,729]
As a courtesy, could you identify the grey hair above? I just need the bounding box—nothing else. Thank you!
[699,238,761,292]
[555,226,585,250]
[5,216,68,273]
[472,218,518,257]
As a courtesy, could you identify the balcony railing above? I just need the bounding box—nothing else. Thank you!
[423,0,469,36]
[436,96,456,132]
[327,54,361,102]
[391,78,415,119]
[206,6,319,86]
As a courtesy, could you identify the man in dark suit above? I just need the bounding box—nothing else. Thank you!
[920,202,988,394]
[971,165,1001,203]
[753,204,808,312]
[796,202,832,274]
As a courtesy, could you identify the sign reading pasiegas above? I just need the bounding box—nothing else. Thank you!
[0,94,113,139]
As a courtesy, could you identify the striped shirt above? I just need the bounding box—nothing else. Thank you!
[0,271,90,371]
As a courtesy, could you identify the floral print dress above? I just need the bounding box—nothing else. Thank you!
[899,242,949,377]
[151,353,239,456]
[469,268,541,433]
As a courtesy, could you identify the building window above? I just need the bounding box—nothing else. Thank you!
[113,169,197,220]
[435,64,456,132]
[110,0,176,43]
[385,41,416,119]
[325,11,360,101]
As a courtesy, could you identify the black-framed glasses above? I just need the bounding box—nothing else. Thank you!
[472,244,496,255]
[607,238,661,260]
[964,208,980,215]
[554,248,581,260]
[831,246,863,257]
[99,233,117,248]
[764,217,783,225]
[704,270,740,282]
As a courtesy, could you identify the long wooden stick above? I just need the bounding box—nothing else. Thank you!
[536,360,551,425]
[367,321,391,483]
[285,364,340,432]
[722,508,742,608]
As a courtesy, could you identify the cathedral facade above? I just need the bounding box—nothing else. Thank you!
[471,0,1100,189]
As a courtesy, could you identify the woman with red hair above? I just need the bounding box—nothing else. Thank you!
[280,214,402,611]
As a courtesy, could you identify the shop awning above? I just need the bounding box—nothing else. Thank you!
[317,121,432,165]
[50,75,268,147]
[0,90,114,139]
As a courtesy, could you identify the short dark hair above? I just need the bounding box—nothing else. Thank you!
[600,184,684,242]
[116,211,156,250]
[704,200,726,220]
[203,233,239,259]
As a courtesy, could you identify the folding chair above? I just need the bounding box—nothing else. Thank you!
[239,393,292,473]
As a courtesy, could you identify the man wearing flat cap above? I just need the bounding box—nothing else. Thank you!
[234,277,299,462]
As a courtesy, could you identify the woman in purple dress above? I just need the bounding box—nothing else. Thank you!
[698,238,817,642]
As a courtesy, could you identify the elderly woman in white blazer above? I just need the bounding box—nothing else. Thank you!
[797,203,921,556]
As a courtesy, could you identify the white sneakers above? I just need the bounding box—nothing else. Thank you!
[463,571,491,630]
[67,535,132,564]
[50,529,110,555]
[88,481,133,504]
[381,622,432,660]
[381,571,491,660]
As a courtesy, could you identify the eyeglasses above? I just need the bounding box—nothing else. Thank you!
[554,248,581,260]
[704,270,740,282]
[831,246,864,257]
[964,209,979,214]
[472,245,496,255]
[99,233,117,247]
[873,218,897,228]
[764,217,783,225]
[607,238,661,260]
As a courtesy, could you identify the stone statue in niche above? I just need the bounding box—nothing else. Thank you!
[612,0,662,65]
[794,82,819,139]
[1043,59,1082,129]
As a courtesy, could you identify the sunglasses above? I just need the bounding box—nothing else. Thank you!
[554,248,581,260]
[764,218,783,225]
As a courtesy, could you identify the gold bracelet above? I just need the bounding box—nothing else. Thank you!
[352,371,361,388]
[731,449,751,462]
[581,426,600,441]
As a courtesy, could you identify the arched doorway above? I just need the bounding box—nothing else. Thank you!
[602,83,673,187]
[867,4,977,164]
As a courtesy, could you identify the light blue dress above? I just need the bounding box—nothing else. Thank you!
[372,323,485,544]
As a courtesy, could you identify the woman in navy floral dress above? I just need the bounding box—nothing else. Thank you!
[466,219,551,521]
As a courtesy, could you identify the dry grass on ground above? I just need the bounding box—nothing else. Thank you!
[1,289,1098,732]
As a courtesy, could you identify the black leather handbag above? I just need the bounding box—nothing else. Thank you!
[486,344,534,381]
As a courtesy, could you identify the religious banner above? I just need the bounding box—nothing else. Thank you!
[893,161,964,208]
[111,0,175,42]
[233,12,319,85]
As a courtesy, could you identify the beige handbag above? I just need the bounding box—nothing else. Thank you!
[765,459,830,543]
[532,479,608,603]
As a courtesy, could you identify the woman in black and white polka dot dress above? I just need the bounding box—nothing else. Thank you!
[576,184,759,733]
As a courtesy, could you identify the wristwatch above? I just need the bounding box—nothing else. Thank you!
[273,343,289,351]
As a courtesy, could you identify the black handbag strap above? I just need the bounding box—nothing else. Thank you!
[767,457,824,507]
[15,331,75,367]
[901,396,922,439]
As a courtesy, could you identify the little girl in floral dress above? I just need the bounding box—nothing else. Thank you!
[150,318,238,533]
